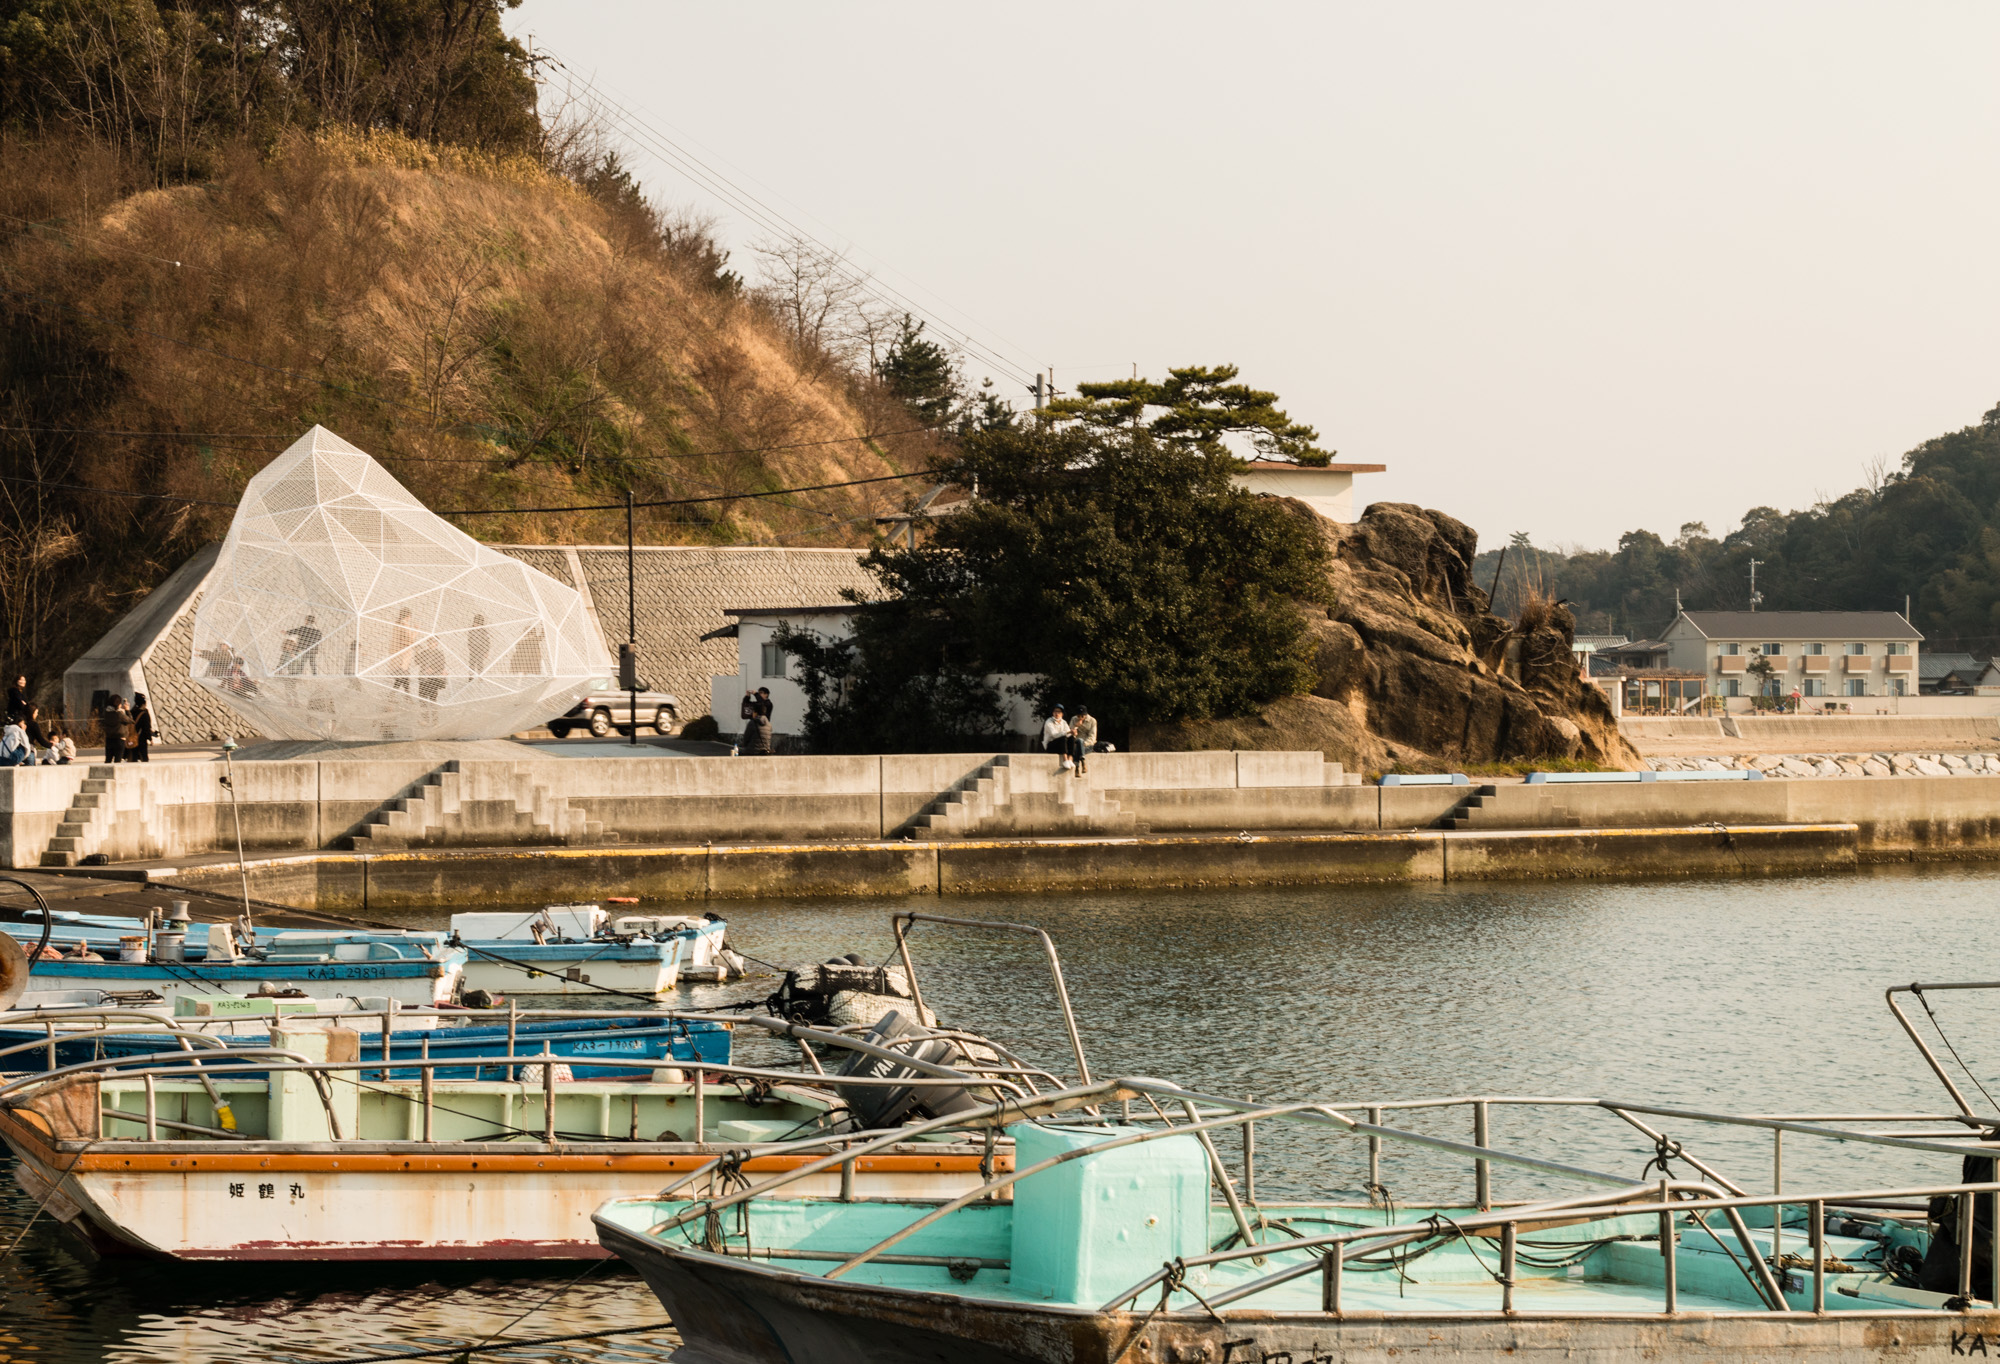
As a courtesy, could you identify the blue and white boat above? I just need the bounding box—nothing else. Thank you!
[446,905,729,998]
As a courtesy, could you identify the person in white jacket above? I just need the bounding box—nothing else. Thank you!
[1039,705,1071,761]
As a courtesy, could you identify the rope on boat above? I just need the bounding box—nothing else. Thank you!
[286,1320,677,1363]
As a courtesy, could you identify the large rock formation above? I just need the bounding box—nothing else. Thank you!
[1135,501,1639,773]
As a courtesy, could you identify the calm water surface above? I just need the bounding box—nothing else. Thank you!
[8,864,2000,1361]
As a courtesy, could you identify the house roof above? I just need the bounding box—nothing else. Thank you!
[1676,610,1922,641]
[1237,460,1389,474]
[1919,652,1984,679]
[1574,635,1631,648]
[723,605,859,618]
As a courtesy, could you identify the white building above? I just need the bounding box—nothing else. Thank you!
[1662,610,1921,701]
[709,605,1044,744]
[1229,461,1388,523]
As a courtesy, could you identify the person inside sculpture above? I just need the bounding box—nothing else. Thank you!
[128,693,157,762]
[468,614,490,676]
[279,615,323,674]
[391,608,417,693]
[101,696,127,763]
[417,636,446,702]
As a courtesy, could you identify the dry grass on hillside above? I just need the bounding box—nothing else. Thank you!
[0,130,947,686]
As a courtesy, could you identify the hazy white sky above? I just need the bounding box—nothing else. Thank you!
[507,3,2000,553]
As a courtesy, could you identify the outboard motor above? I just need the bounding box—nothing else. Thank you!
[835,1009,984,1130]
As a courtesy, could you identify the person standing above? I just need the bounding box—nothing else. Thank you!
[391,608,417,693]
[102,696,128,764]
[5,676,26,722]
[1072,705,1099,775]
[744,687,776,755]
[129,693,157,762]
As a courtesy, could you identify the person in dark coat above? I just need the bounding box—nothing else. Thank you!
[102,695,128,764]
[744,687,776,755]
[129,693,157,762]
[5,676,26,722]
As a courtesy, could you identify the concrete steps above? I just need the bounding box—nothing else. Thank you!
[910,755,1143,840]
[346,763,615,852]
[1438,784,1581,831]
[40,772,116,867]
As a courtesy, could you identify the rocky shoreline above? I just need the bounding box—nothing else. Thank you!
[1647,752,2000,778]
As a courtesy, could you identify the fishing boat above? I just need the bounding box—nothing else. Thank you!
[592,937,2000,1361]
[447,906,731,997]
[22,926,467,1008]
[4,902,728,1001]
[0,938,1036,1261]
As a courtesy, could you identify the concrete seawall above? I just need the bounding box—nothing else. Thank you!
[146,822,1860,912]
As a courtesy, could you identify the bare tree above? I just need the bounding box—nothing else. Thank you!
[750,233,887,378]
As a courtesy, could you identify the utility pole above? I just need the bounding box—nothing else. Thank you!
[624,487,637,747]
[1748,559,1764,612]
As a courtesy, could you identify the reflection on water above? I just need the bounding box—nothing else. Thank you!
[9,863,2000,1359]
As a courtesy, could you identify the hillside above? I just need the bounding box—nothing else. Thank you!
[0,130,941,704]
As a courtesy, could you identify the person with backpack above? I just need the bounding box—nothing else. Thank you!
[0,716,31,766]
[102,696,128,763]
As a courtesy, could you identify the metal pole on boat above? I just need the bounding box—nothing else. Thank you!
[1962,1193,1977,1302]
[380,1009,392,1082]
[143,1072,156,1141]
[1242,1104,1256,1205]
[1320,1242,1342,1315]
[43,1021,54,1073]
[1181,1099,1258,1253]
[220,740,252,929]
[693,1066,704,1147]
[1474,1101,1491,1210]
[542,1041,556,1145]
[1809,1198,1825,1314]
[1990,1187,2000,1307]
[420,1038,433,1143]
[1499,1222,1516,1313]
[506,998,517,1083]
[1771,1129,1782,1264]
[839,1147,855,1202]
[1661,1180,1678,1314]
[1367,1105,1381,1192]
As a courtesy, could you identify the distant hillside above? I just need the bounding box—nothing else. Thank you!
[1476,402,2000,652]
[0,131,943,707]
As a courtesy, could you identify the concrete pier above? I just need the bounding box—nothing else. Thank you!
[129,822,1859,912]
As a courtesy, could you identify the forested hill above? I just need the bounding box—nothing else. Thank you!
[0,1,960,707]
[1478,402,2000,651]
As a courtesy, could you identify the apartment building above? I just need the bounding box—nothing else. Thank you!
[1661,610,1921,699]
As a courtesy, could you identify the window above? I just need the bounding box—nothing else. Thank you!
[1720,642,1740,656]
[759,641,788,678]
[1887,642,1909,656]
[1762,643,1782,655]
[1803,642,1823,655]
[1847,642,1866,655]
[1846,680,1866,697]
[1722,679,1740,697]
[1802,679,1822,697]
[1890,679,1907,696]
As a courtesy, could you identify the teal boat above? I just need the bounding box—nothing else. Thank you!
[594,934,2000,1362]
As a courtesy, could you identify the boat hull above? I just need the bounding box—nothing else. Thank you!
[24,958,460,1007]
[0,1110,994,1262]
[596,1228,2000,1364]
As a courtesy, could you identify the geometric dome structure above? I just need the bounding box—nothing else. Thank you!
[189,426,612,741]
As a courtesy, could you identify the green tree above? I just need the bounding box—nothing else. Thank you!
[1046,363,1334,464]
[780,404,1331,751]
[875,314,958,426]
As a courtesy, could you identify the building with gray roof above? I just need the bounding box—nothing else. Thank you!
[1661,609,1922,701]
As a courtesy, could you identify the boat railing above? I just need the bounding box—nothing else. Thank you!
[619,1075,2000,1317]
[893,912,1091,1090]
[0,1029,1040,1149]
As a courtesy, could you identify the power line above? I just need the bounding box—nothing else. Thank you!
[542,57,1039,390]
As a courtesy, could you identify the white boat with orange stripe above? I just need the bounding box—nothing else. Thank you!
[0,1006,1024,1261]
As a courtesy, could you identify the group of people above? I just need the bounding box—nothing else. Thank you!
[737,688,775,755]
[1039,703,1103,774]
[98,692,157,762]
[0,676,77,767]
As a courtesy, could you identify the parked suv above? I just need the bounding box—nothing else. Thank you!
[547,682,680,738]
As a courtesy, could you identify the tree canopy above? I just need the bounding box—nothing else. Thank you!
[1480,402,2000,651]
[1045,364,1335,465]
[781,390,1332,751]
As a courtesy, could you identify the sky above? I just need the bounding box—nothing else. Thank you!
[506,3,2000,554]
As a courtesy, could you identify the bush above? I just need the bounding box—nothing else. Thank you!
[679,714,719,741]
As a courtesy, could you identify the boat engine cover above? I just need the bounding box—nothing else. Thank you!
[1008,1122,1209,1305]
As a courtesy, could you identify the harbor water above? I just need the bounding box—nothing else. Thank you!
[7,863,2000,1361]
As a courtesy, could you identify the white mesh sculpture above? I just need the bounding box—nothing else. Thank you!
[190,426,611,741]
